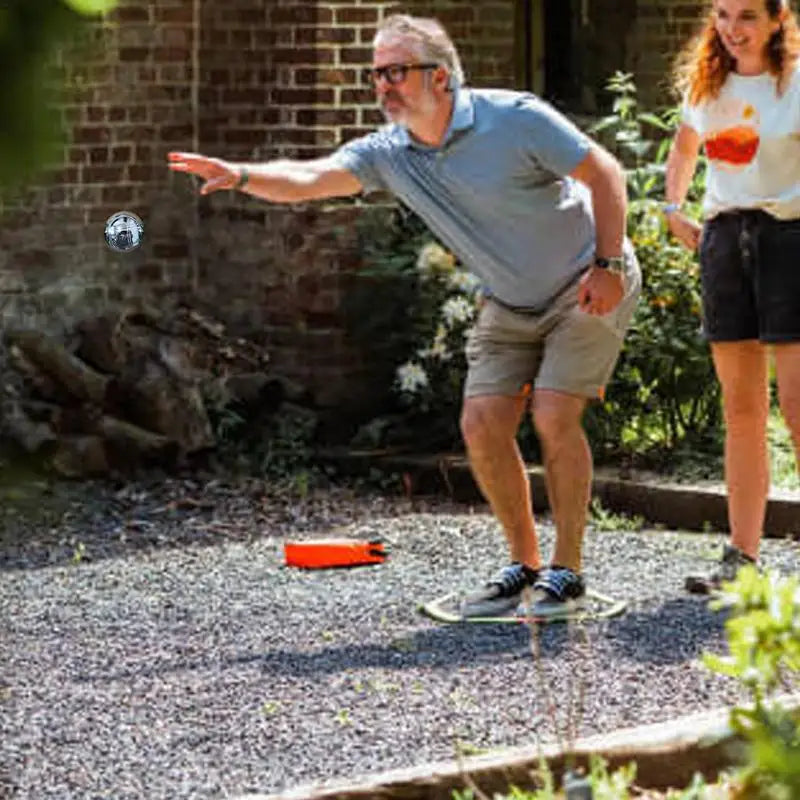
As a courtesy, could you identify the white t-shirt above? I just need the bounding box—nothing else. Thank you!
[683,65,800,220]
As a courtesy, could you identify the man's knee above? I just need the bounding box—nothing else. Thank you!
[531,393,585,447]
[460,395,522,449]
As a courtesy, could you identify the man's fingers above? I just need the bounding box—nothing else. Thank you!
[200,176,231,195]
[168,151,203,161]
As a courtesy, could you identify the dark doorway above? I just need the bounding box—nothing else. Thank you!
[543,0,582,110]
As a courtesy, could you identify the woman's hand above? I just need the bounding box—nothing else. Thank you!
[667,210,702,251]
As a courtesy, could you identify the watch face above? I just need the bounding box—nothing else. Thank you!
[596,257,624,272]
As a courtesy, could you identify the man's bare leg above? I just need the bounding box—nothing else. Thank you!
[460,393,542,570]
[531,389,590,572]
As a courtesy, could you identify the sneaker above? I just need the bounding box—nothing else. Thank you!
[685,543,757,595]
[459,562,539,618]
[521,566,586,620]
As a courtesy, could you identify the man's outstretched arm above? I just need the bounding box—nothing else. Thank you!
[167,152,363,203]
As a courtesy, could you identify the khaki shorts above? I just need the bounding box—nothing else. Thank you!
[464,249,641,400]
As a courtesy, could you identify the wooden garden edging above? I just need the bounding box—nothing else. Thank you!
[321,450,799,537]
[241,693,800,800]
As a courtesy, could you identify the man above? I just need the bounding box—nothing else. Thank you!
[168,14,641,620]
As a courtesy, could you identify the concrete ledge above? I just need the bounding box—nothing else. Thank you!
[321,450,799,538]
[240,693,800,800]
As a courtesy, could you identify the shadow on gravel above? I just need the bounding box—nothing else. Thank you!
[603,596,727,665]
[73,625,578,685]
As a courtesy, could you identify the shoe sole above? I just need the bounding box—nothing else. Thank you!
[420,589,627,625]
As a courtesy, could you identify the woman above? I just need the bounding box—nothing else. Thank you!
[665,0,800,592]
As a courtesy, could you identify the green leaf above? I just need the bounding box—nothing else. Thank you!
[61,0,119,14]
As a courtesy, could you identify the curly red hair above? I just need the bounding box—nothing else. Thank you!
[675,0,800,102]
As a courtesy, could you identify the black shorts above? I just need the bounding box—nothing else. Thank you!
[699,209,800,343]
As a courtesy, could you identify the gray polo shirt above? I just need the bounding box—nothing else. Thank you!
[331,87,596,308]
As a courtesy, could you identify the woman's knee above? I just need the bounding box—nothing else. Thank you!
[721,387,769,432]
[777,391,800,439]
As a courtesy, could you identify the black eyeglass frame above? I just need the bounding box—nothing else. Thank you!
[363,62,440,86]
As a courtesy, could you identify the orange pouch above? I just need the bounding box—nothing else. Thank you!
[283,538,388,569]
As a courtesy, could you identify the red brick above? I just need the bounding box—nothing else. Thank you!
[83,166,125,183]
[339,47,373,64]
[119,47,151,62]
[113,5,151,23]
[155,7,193,24]
[272,47,336,64]
[334,7,379,24]
[89,147,109,164]
[272,88,335,105]
[72,126,111,144]
[295,27,356,45]
[296,108,357,126]
[294,68,356,86]
[271,7,333,25]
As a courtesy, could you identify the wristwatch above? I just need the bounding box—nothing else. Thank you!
[594,256,625,274]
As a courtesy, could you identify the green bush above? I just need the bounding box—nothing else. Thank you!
[344,205,476,451]
[704,567,800,799]
[585,73,722,469]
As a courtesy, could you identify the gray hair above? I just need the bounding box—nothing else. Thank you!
[374,14,465,88]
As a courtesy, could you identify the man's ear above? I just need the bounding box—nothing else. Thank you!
[434,65,451,92]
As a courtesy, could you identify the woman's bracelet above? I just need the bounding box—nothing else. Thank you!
[663,202,681,216]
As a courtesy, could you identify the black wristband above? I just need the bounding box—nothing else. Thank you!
[234,168,249,190]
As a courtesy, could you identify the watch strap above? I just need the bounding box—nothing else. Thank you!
[594,256,625,272]
[234,167,250,190]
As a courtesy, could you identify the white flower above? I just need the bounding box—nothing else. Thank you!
[396,361,429,393]
[416,242,454,278]
[447,270,481,295]
[419,324,452,362]
[441,296,476,328]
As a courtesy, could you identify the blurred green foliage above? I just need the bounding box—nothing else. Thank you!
[0,0,117,190]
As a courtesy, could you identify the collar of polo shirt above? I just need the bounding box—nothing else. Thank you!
[394,86,475,149]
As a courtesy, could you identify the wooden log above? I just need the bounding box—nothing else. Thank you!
[7,344,70,404]
[107,371,214,454]
[5,329,108,404]
[240,693,800,800]
[74,313,124,375]
[1,401,57,455]
[97,415,178,463]
[50,435,108,478]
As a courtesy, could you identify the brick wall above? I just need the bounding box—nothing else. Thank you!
[0,0,704,416]
[626,0,707,105]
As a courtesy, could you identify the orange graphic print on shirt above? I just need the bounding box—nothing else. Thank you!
[704,103,760,167]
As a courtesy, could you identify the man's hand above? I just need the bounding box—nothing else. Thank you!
[666,210,702,250]
[167,152,241,194]
[577,266,625,316]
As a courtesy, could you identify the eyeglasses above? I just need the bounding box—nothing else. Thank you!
[363,62,439,86]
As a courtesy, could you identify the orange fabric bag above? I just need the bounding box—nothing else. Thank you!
[283,538,388,569]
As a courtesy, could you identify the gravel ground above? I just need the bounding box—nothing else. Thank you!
[1,475,799,799]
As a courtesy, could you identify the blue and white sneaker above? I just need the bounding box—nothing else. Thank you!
[459,562,539,619]
[520,566,586,620]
